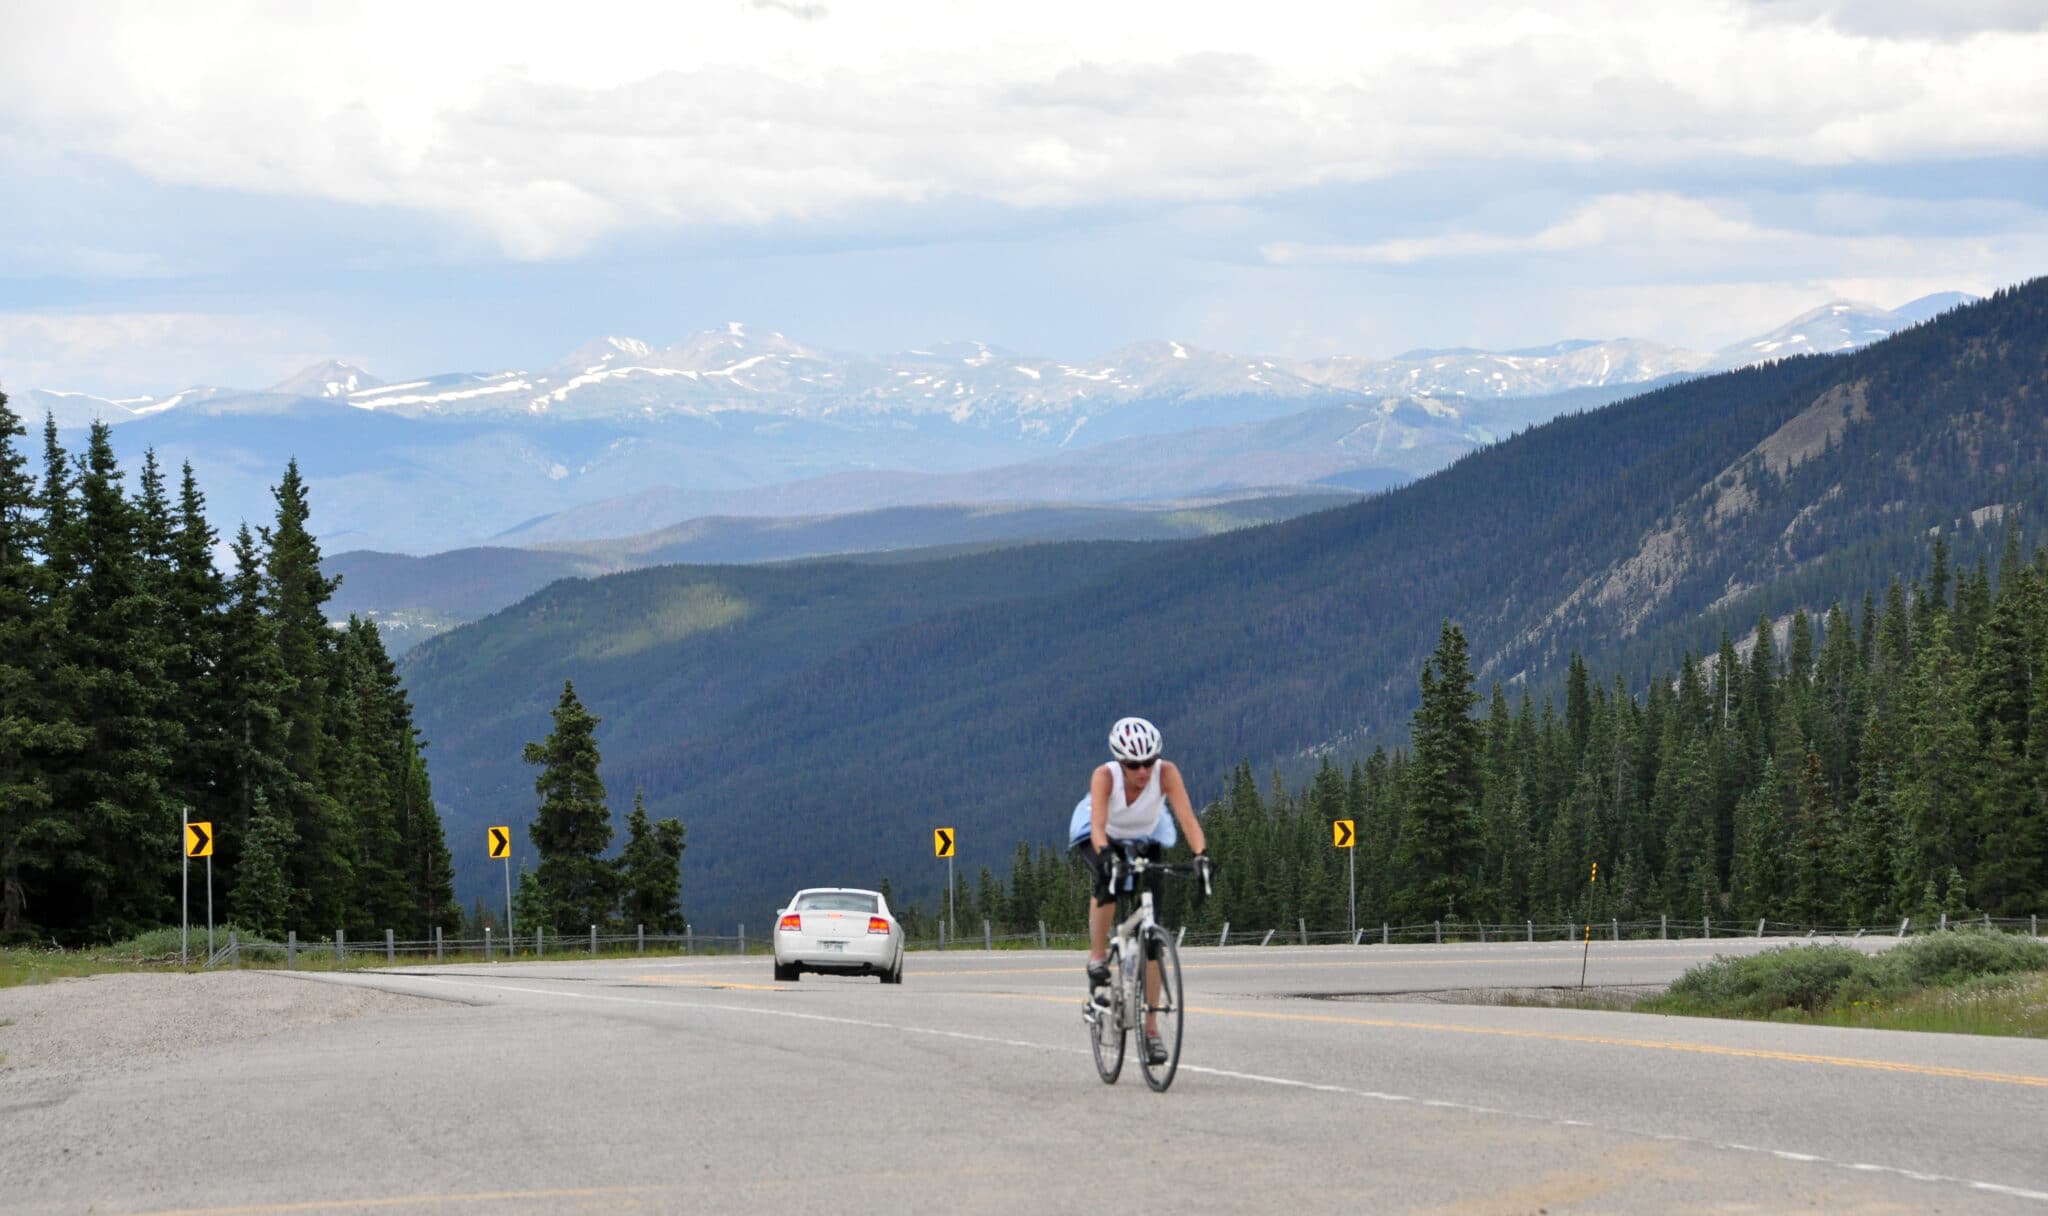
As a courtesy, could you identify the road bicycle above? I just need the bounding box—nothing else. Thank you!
[1083,845,1213,1092]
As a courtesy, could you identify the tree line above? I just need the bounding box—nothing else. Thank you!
[0,395,459,945]
[913,528,2048,937]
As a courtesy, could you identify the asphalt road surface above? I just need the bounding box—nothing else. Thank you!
[12,936,2048,1214]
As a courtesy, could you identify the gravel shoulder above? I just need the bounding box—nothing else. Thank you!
[0,970,449,1086]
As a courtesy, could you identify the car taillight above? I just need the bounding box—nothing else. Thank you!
[779,913,802,932]
[868,917,891,935]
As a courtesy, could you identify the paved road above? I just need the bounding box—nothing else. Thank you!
[12,936,2048,1214]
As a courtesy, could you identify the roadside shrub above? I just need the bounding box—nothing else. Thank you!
[110,927,193,959]
[1662,945,1865,1016]
[1871,930,2048,991]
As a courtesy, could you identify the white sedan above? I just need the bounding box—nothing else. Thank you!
[772,887,905,983]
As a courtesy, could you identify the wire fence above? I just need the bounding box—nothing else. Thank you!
[897,911,2047,953]
[201,925,750,969]
[196,911,2045,968]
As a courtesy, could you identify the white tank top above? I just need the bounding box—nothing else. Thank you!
[1101,761,1166,840]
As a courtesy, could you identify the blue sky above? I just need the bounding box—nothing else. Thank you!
[2,0,2044,397]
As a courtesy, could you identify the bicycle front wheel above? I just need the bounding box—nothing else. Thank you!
[1138,925,1184,1092]
[1089,941,1126,1084]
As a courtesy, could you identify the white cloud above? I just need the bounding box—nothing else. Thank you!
[3,1,2042,259]
[1264,194,1772,265]
[0,312,333,397]
[1259,191,2048,304]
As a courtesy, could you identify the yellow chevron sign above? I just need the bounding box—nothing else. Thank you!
[488,826,511,860]
[185,822,214,858]
[1332,819,1355,849]
[934,828,955,858]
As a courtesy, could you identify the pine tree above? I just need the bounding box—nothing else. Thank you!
[1395,622,1483,923]
[511,861,551,943]
[1789,752,1843,927]
[164,464,231,896]
[523,680,615,931]
[0,396,84,937]
[232,789,294,938]
[263,461,347,929]
[47,423,179,940]
[220,523,299,922]
[616,790,686,933]
[329,618,408,934]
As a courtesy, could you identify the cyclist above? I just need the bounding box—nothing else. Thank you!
[1069,716,1210,1065]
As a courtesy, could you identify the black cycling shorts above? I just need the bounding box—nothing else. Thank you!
[1074,838,1164,907]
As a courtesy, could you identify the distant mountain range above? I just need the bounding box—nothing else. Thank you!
[16,293,1975,555]
[395,282,2044,930]
[30,295,1972,429]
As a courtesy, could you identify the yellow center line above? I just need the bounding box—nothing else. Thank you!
[872,954,1723,977]
[116,1185,665,1215]
[975,992,2048,1088]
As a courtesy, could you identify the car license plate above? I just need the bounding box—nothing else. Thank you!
[821,939,847,951]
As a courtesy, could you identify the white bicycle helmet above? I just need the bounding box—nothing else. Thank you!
[1108,716,1162,762]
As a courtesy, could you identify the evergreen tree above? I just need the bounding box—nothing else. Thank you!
[511,860,551,943]
[1395,622,1483,922]
[220,523,299,922]
[263,460,348,929]
[617,790,687,932]
[523,680,615,931]
[46,423,179,940]
[1788,752,1843,927]
[0,397,84,937]
[163,464,232,896]
[328,617,408,934]
[231,790,294,939]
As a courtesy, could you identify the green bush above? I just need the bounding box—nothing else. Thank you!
[108,927,190,958]
[1656,931,2048,1022]
[1869,930,2048,990]
[1665,945,1865,1015]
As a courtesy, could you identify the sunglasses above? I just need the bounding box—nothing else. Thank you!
[1120,758,1156,770]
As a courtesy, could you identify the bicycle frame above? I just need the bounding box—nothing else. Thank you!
[1105,852,1162,1030]
[1084,844,1209,1090]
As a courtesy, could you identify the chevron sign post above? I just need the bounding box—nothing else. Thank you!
[1333,819,1357,938]
[934,828,956,943]
[181,813,216,965]
[490,826,514,947]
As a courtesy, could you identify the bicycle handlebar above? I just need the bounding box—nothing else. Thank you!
[1108,851,1214,898]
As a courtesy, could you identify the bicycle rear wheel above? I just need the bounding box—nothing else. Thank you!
[1138,925,1184,1092]
[1088,941,1126,1084]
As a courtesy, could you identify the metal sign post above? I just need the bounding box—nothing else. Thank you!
[1579,861,1598,990]
[184,819,214,964]
[934,828,956,943]
[1333,819,1357,938]
[181,807,189,966]
[489,827,513,954]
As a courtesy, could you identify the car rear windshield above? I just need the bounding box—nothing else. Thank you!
[796,893,879,913]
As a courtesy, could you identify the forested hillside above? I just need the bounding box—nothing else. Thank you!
[326,491,1359,654]
[0,407,458,946]
[938,540,2047,940]
[403,280,2048,930]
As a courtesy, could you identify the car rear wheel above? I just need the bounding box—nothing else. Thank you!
[881,953,904,984]
[773,960,799,982]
